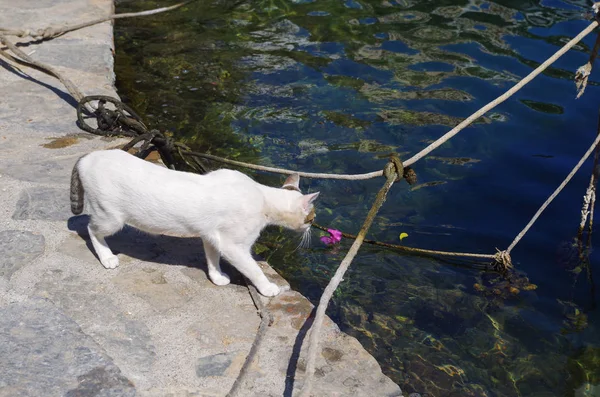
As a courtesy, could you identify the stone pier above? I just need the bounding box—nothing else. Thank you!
[0,1,401,396]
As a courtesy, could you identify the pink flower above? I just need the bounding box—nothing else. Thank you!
[320,228,342,245]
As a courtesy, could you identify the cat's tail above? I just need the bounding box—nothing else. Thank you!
[70,158,84,215]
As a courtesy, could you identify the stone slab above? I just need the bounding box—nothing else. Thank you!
[111,268,192,312]
[0,299,135,397]
[0,230,45,280]
[12,186,72,221]
[1,156,79,185]
[33,42,115,74]
[35,274,157,375]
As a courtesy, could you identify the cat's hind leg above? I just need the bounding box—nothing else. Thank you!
[221,244,280,297]
[202,239,230,286]
[87,215,123,269]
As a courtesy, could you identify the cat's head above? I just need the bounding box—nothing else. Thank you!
[281,173,319,233]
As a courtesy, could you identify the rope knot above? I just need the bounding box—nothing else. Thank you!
[383,161,398,182]
[41,26,58,39]
[150,130,175,152]
[388,154,404,182]
[385,154,417,185]
[493,249,513,272]
[20,26,58,39]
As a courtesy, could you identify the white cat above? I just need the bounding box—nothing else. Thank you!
[70,149,319,297]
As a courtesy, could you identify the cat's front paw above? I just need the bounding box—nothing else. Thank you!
[209,270,231,286]
[257,282,280,297]
[100,255,119,269]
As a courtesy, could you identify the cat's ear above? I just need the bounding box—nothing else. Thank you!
[282,173,300,190]
[302,192,320,211]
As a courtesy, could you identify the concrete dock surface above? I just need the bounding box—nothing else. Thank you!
[0,1,402,396]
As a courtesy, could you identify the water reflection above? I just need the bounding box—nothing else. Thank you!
[115,0,600,395]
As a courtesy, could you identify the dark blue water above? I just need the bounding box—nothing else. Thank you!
[115,0,600,395]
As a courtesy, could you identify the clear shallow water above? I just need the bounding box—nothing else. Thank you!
[115,0,600,395]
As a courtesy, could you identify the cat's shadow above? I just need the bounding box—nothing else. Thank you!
[66,215,244,286]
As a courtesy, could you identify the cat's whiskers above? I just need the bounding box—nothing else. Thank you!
[296,227,312,251]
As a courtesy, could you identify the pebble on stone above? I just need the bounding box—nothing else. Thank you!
[196,352,237,377]
[0,230,45,279]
